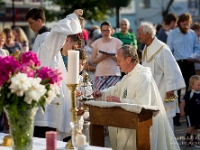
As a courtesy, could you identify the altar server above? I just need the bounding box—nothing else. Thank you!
[94,45,180,150]
[138,21,185,130]
[26,8,83,140]
[26,7,50,53]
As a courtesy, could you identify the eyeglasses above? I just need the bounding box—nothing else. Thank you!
[101,30,111,32]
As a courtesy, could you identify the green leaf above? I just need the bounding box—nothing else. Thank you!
[43,0,114,23]
[40,78,50,85]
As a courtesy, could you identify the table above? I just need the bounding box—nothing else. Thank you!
[85,101,159,150]
[0,133,112,150]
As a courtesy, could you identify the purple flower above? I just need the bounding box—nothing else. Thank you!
[37,67,63,85]
[20,52,40,67]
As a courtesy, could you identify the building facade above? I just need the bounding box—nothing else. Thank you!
[134,0,199,27]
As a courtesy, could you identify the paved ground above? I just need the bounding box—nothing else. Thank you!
[104,119,200,150]
[175,88,200,150]
[174,118,200,150]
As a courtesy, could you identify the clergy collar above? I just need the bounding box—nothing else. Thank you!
[38,26,50,34]
[143,37,165,62]
[126,63,152,77]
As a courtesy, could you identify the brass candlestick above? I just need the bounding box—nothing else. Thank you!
[65,84,78,149]
[0,135,12,146]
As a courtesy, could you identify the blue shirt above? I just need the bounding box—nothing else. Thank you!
[157,28,168,43]
[167,28,200,60]
[61,53,68,70]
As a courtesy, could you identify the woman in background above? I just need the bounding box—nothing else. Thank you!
[0,31,9,133]
[83,25,101,89]
[91,21,122,91]
[3,28,22,54]
[0,32,9,56]
[12,27,29,52]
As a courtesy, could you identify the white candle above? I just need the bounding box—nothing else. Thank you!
[68,50,79,84]
[75,134,87,146]
[83,112,89,119]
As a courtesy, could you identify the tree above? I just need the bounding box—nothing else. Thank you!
[162,0,174,20]
[44,0,114,23]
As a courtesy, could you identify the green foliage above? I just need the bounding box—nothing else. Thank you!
[44,0,114,23]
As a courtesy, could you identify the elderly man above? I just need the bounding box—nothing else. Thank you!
[94,45,180,150]
[137,21,185,130]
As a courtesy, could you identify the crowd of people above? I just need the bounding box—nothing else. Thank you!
[0,7,200,150]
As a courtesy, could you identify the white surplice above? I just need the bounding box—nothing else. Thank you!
[101,64,180,150]
[34,13,82,140]
[142,37,185,119]
[32,32,49,53]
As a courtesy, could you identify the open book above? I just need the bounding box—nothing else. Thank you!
[99,50,116,56]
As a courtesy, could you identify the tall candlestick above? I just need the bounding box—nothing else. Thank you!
[46,131,57,150]
[68,50,79,84]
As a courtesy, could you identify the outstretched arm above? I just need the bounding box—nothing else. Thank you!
[38,9,83,67]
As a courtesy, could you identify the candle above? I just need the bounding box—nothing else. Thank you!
[68,50,79,84]
[46,131,57,150]
[83,111,89,119]
[75,134,87,146]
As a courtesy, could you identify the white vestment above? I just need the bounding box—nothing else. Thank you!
[101,64,180,150]
[32,31,49,53]
[34,13,82,140]
[142,37,185,119]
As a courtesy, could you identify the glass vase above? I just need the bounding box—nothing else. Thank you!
[70,121,90,150]
[4,106,38,150]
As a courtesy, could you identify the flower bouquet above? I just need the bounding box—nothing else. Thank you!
[0,51,63,150]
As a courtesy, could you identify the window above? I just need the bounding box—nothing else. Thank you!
[143,0,150,8]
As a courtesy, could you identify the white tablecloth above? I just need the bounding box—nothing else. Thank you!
[0,133,112,150]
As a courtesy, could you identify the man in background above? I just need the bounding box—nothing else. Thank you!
[167,13,200,126]
[157,13,178,43]
[191,22,200,76]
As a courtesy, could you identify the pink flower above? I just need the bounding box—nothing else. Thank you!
[0,56,20,86]
[37,67,63,85]
[15,65,35,78]
[20,52,40,67]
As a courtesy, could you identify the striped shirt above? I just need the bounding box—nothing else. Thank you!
[113,32,138,49]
